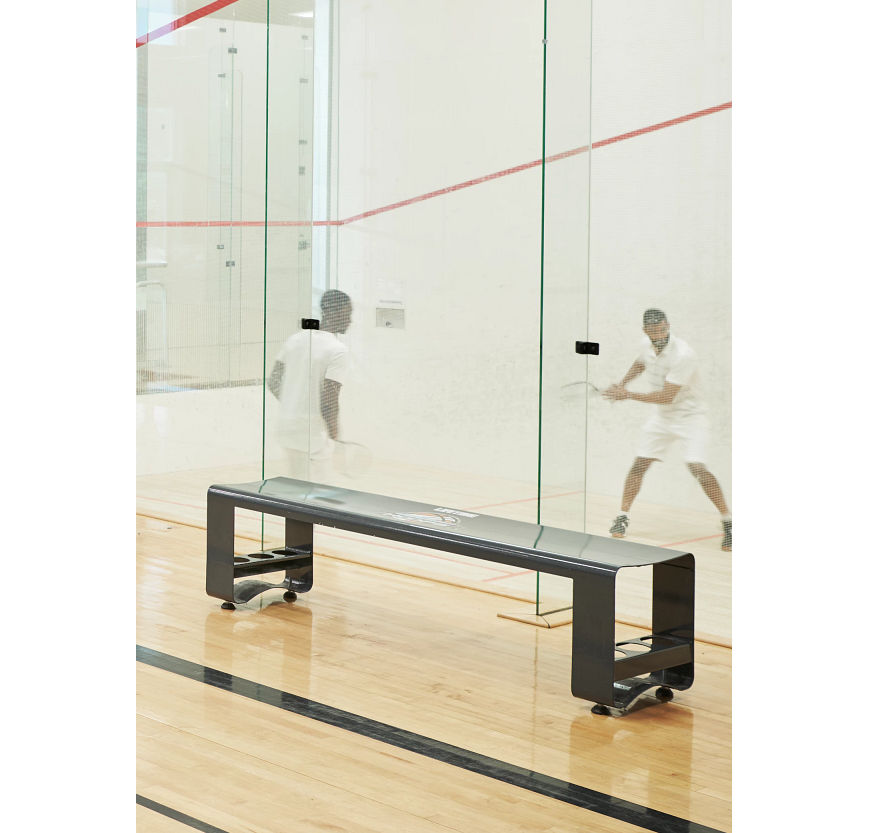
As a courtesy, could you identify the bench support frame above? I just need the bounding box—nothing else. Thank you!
[206,494,315,607]
[205,486,694,714]
[570,559,694,711]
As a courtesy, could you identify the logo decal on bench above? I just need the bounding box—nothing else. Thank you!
[383,511,461,528]
[433,507,478,518]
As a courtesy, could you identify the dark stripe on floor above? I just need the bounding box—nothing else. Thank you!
[136,795,230,833]
[137,645,724,833]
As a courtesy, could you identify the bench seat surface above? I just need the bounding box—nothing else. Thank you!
[210,477,688,574]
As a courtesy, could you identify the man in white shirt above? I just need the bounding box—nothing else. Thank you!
[268,290,352,479]
[603,308,731,551]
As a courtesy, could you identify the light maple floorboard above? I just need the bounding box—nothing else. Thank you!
[137,458,731,644]
[136,804,189,833]
[137,516,731,832]
[139,670,662,833]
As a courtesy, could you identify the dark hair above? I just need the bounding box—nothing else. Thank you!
[321,289,351,317]
[642,308,667,327]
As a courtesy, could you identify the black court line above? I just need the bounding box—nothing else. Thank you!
[136,795,230,833]
[137,645,725,833]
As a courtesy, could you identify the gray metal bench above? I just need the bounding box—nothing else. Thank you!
[206,477,694,715]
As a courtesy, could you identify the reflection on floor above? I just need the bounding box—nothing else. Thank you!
[136,516,732,833]
[137,456,731,646]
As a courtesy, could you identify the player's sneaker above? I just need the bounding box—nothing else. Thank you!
[609,514,629,538]
[721,519,732,552]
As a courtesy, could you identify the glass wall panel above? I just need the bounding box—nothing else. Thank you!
[583,1,732,643]
[304,0,551,598]
[537,0,593,617]
[262,3,317,498]
[136,1,728,637]
[136,1,315,550]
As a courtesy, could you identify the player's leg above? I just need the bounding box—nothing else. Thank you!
[686,462,729,513]
[686,461,731,551]
[610,456,656,537]
[610,417,670,538]
[621,457,656,512]
[679,414,731,551]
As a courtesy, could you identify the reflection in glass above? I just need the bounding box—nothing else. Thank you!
[137,2,316,554]
[268,290,352,480]
[602,308,731,552]
[136,1,730,644]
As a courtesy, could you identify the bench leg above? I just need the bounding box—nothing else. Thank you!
[650,555,694,691]
[205,492,237,607]
[206,497,315,608]
[281,518,314,601]
[571,562,694,714]
[570,570,617,707]
[216,517,314,607]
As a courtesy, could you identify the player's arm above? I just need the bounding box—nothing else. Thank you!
[625,352,692,404]
[267,360,285,399]
[619,360,646,387]
[603,360,645,399]
[320,378,342,439]
[625,382,681,405]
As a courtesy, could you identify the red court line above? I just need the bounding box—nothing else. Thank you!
[470,489,582,511]
[591,102,732,150]
[334,158,546,226]
[661,533,719,548]
[136,220,310,228]
[483,569,536,583]
[335,101,730,224]
[138,101,731,230]
[137,0,241,48]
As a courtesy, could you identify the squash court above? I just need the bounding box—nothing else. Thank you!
[133,1,737,831]
[10,0,864,830]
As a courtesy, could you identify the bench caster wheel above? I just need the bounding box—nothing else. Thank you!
[283,590,297,602]
[221,602,236,610]
[591,704,611,716]
[655,686,673,702]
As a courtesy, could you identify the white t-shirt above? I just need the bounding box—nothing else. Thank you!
[636,334,706,418]
[273,330,350,455]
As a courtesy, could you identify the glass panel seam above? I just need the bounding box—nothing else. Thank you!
[535,0,549,613]
[260,1,272,546]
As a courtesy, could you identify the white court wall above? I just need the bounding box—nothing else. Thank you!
[138,0,731,520]
[327,0,547,494]
[329,0,731,511]
[584,0,731,509]
[138,387,264,476]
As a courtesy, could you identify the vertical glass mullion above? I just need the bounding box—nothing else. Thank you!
[262,0,271,487]
[536,0,594,618]
[582,1,594,534]
[535,0,549,615]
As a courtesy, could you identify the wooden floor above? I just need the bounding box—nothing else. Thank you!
[136,514,732,833]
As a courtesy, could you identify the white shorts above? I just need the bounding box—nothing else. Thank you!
[636,412,709,465]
